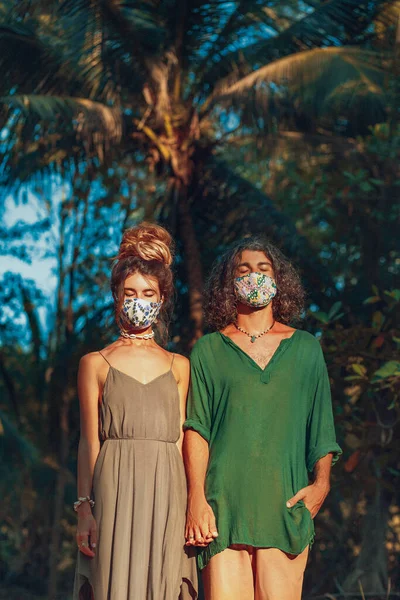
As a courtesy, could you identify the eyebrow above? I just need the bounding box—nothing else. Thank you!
[237,261,272,268]
[124,287,156,292]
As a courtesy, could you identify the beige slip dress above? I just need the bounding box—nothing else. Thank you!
[73,352,198,600]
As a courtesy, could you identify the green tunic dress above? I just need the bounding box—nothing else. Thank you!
[183,330,342,570]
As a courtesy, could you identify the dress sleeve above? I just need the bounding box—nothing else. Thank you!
[183,343,212,443]
[306,345,342,472]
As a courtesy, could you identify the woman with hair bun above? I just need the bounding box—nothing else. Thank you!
[73,222,197,600]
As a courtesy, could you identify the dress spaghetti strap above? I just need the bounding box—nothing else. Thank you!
[170,353,175,371]
[98,351,112,367]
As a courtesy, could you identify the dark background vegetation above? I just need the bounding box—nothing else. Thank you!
[0,1,399,598]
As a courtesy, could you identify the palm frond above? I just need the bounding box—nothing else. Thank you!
[209,47,388,131]
[0,6,146,104]
[0,19,66,95]
[0,14,117,103]
[189,1,279,87]
[199,0,399,94]
[59,0,164,82]
[0,95,123,180]
[61,0,163,48]
[1,94,122,143]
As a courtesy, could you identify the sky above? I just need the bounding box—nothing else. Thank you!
[1,189,59,294]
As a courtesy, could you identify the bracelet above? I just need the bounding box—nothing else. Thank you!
[73,496,95,512]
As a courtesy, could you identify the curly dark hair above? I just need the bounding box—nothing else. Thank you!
[204,236,305,331]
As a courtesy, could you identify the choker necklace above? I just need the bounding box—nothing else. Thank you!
[234,321,275,343]
[120,330,154,340]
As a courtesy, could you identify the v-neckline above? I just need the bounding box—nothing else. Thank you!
[108,365,174,387]
[218,329,299,382]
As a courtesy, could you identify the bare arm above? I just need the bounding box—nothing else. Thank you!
[183,429,218,545]
[174,355,190,455]
[183,429,209,499]
[313,452,333,490]
[286,452,333,518]
[76,353,101,556]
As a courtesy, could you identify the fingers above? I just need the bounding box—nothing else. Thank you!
[80,544,95,558]
[185,522,211,547]
[307,501,319,519]
[199,520,210,542]
[286,488,306,508]
[199,510,218,545]
[185,504,218,547]
[208,511,219,538]
[90,522,97,552]
[76,530,95,558]
[185,524,195,546]
[203,534,214,545]
[193,524,205,545]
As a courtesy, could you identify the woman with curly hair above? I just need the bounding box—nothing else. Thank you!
[73,222,197,600]
[183,236,341,600]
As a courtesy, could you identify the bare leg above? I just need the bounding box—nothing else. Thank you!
[254,546,309,600]
[202,545,255,600]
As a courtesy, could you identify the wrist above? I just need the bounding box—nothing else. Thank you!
[74,495,95,513]
[188,487,206,503]
[76,503,93,516]
[313,479,330,492]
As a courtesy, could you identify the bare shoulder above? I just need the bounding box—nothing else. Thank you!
[173,352,190,370]
[172,352,190,382]
[221,324,235,336]
[274,322,297,336]
[79,350,109,376]
[79,351,102,368]
[80,340,120,366]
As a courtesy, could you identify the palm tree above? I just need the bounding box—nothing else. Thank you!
[0,0,398,343]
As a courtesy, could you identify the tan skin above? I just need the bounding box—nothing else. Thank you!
[76,272,190,558]
[184,250,333,553]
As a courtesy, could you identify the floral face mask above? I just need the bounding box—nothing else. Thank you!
[122,297,162,330]
[234,272,277,308]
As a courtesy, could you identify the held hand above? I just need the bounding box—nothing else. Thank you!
[185,494,218,547]
[286,481,330,519]
[76,505,97,557]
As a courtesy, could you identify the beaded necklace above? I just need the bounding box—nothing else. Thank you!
[234,321,275,343]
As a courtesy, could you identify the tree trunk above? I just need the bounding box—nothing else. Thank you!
[177,185,204,346]
[0,351,20,422]
[48,182,92,598]
[342,481,390,594]
[47,191,84,599]
[47,384,74,600]
[53,200,68,354]
[19,282,45,406]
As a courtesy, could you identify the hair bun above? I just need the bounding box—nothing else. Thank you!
[118,222,173,266]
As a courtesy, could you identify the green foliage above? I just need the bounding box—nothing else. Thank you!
[0,1,399,598]
[311,301,345,324]
[305,287,400,595]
